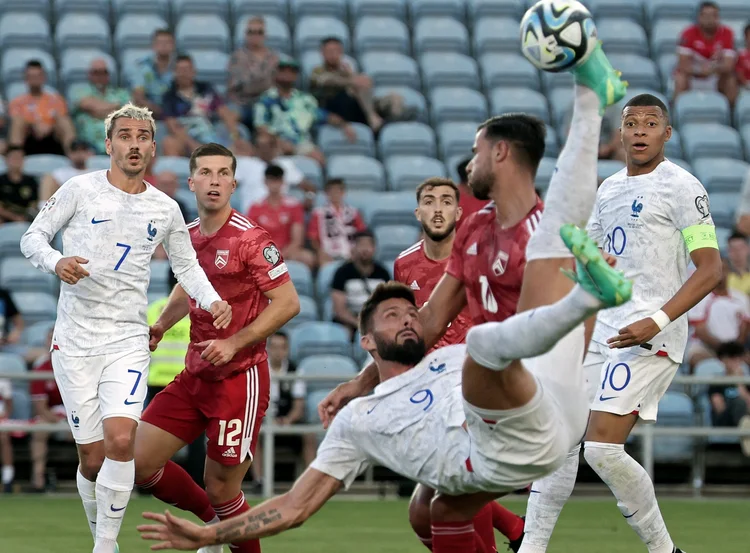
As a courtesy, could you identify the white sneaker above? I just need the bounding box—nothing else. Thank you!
[197,545,223,553]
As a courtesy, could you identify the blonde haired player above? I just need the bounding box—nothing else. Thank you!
[20,103,231,553]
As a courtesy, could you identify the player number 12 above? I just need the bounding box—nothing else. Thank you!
[114,242,131,271]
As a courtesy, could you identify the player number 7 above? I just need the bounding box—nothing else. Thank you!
[114,242,132,271]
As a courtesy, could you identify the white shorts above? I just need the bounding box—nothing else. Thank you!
[464,325,589,492]
[52,349,150,444]
[584,341,679,422]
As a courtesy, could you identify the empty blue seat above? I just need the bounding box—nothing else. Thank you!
[235,16,291,55]
[646,0,699,22]
[467,0,524,20]
[540,70,574,94]
[535,157,557,192]
[327,155,386,191]
[231,0,289,20]
[587,0,645,24]
[21,320,55,347]
[0,222,30,259]
[0,13,51,51]
[379,122,436,158]
[438,121,478,160]
[290,0,346,19]
[598,19,648,57]
[650,19,691,58]
[734,93,750,129]
[55,0,110,19]
[294,16,349,53]
[653,391,695,464]
[742,125,750,160]
[172,0,229,18]
[719,0,750,20]
[55,14,111,52]
[693,358,725,397]
[607,54,659,90]
[665,128,683,159]
[23,154,70,177]
[60,49,115,87]
[375,225,421,259]
[296,354,359,394]
[354,17,409,54]
[12,292,58,325]
[709,192,737,228]
[0,258,57,295]
[286,295,319,329]
[154,157,190,183]
[316,260,345,299]
[421,52,479,90]
[188,50,231,87]
[473,17,520,55]
[349,0,406,19]
[349,190,419,228]
[692,158,749,193]
[490,88,550,124]
[288,155,324,189]
[410,0,465,21]
[480,53,540,91]
[286,260,314,297]
[115,15,168,51]
[675,91,731,127]
[148,259,171,296]
[176,15,230,52]
[289,322,351,362]
[598,160,626,182]
[1,49,57,87]
[111,0,169,18]
[682,124,743,161]
[0,0,50,19]
[361,52,420,89]
[386,155,446,190]
[318,123,375,157]
[430,87,488,125]
[413,17,469,55]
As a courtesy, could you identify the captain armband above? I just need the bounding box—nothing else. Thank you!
[681,225,718,253]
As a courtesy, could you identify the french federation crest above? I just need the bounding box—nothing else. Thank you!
[215,249,229,269]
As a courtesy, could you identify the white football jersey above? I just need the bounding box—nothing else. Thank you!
[586,159,714,363]
[311,345,482,495]
[21,170,220,357]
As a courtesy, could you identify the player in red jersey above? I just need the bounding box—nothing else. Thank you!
[133,143,301,553]
[737,23,750,88]
[394,176,525,551]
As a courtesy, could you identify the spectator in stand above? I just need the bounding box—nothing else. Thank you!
[38,139,93,203]
[455,158,488,222]
[8,61,75,156]
[130,29,176,119]
[228,16,279,130]
[0,96,7,154]
[727,232,750,295]
[331,230,390,336]
[307,178,366,265]
[0,145,39,223]
[709,341,750,456]
[151,171,190,264]
[0,287,24,355]
[70,58,131,154]
[248,164,315,268]
[687,258,750,368]
[674,1,739,107]
[162,55,249,157]
[737,23,750,89]
[736,169,750,236]
[254,55,356,166]
[0,376,13,492]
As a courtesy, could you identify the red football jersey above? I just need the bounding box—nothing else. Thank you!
[30,359,63,408]
[678,24,736,65]
[737,48,750,83]
[186,210,291,381]
[247,197,304,252]
[446,199,544,325]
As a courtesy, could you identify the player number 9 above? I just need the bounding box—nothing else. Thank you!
[410,389,434,411]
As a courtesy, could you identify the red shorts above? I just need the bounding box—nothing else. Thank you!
[142,361,270,466]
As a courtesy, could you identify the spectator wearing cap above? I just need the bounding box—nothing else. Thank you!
[38,139,93,203]
[130,29,176,119]
[0,145,38,223]
[254,55,356,166]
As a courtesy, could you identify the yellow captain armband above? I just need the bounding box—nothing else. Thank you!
[681,225,719,253]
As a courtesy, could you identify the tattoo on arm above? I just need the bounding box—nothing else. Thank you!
[213,509,283,544]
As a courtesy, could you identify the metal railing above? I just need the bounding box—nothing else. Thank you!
[2,370,750,497]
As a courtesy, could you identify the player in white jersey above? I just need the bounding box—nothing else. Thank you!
[19,103,231,553]
[517,95,720,553]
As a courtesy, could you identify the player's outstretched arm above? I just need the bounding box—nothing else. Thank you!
[421,273,467,349]
[138,468,342,550]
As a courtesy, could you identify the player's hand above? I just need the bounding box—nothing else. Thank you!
[138,510,212,551]
[607,317,661,349]
[317,380,364,429]
[55,256,90,285]
[209,301,232,329]
[196,338,239,366]
[602,252,617,268]
[149,324,165,352]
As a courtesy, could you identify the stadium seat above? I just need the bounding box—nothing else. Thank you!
[1,49,57,88]
[544,125,560,158]
[473,17,521,55]
[735,93,750,129]
[535,157,557,192]
[438,121,478,160]
[665,128,683,159]
[120,48,151,86]
[682,124,743,161]
[719,0,750,20]
[349,0,407,19]
[12,292,58,325]
[598,160,625,182]
[111,0,169,18]
[0,13,51,51]
[379,122,436,159]
[385,155,446,190]
[88,155,112,171]
[316,260,345,299]
[318,123,375,157]
[0,222,30,259]
[742,125,750,161]
[288,322,351,362]
[467,0,524,20]
[413,17,469,55]
[361,53,421,89]
[480,54,540,91]
[490,88,550,124]
[0,258,57,295]
[54,0,111,18]
[188,50,231,87]
[692,158,750,193]
[708,192,737,228]
[235,16,291,55]
[290,0,346,19]
[286,260,314,298]
[653,391,695,464]
[172,0,229,18]
[60,50,116,87]
[115,15,168,51]
[350,191,419,228]
[597,19,648,57]
[287,295,320,329]
[231,0,289,20]
[646,0,699,22]
[607,54,659,90]
[421,53,480,90]
[176,15,230,52]
[353,17,410,55]
[287,155,323,189]
[650,19,691,58]
[586,0,645,25]
[148,259,171,296]
[540,70,574,94]
[21,320,55,347]
[0,0,50,19]
[294,16,350,54]
[410,0,465,21]
[55,14,111,53]
[153,157,191,183]
[297,354,359,394]
[674,91,731,127]
[375,225,421,259]
[430,87,488,125]
[327,155,386,191]
[658,53,678,93]
[23,154,70,178]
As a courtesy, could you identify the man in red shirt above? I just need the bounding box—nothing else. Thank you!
[737,23,750,89]
[307,178,366,265]
[455,158,488,223]
[674,1,739,107]
[248,164,315,269]
[134,143,301,553]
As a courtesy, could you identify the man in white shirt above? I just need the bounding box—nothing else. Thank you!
[39,139,94,203]
[20,103,231,553]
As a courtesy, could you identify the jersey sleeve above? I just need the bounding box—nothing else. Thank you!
[331,265,348,292]
[309,406,371,490]
[446,220,469,281]
[719,27,736,55]
[162,202,222,310]
[666,176,717,252]
[20,182,80,274]
[393,257,404,283]
[677,27,696,56]
[239,228,291,292]
[586,195,604,246]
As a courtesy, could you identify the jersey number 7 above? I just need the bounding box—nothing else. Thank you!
[114,243,132,271]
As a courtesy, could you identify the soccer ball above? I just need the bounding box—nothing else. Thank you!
[520,0,598,73]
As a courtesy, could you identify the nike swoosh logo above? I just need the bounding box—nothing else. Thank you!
[124,399,140,405]
[110,505,126,512]
[623,510,639,519]
[529,489,540,494]
[366,403,380,414]
[91,218,112,224]
[599,395,617,401]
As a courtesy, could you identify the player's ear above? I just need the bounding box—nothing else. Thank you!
[360,331,374,353]
[664,124,672,142]
[187,177,195,192]
[104,138,112,156]
[493,140,510,164]
[456,205,463,222]
[414,207,421,223]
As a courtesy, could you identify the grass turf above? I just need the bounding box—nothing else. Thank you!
[0,495,747,552]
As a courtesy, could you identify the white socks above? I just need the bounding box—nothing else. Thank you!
[584,442,675,553]
[526,85,603,261]
[1,464,14,485]
[466,285,601,370]
[94,458,135,553]
[518,445,580,553]
[77,468,99,541]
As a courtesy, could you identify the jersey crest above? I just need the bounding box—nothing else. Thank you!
[491,250,509,276]
[630,196,643,218]
[215,249,229,269]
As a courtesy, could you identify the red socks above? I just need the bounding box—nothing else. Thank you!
[491,502,525,542]
[473,503,497,553]
[212,492,261,553]
[137,461,216,523]
[432,521,489,553]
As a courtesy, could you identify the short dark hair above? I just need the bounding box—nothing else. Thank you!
[359,281,416,335]
[25,60,43,71]
[5,144,25,155]
[325,178,345,189]
[716,341,745,360]
[456,158,470,184]
[175,54,193,65]
[152,28,173,40]
[265,164,284,180]
[416,177,460,203]
[189,143,237,176]
[353,229,375,243]
[477,114,546,176]
[698,1,719,13]
[321,36,343,47]
[729,231,747,243]
[623,94,671,124]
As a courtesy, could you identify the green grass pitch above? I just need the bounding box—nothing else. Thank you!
[1,495,747,552]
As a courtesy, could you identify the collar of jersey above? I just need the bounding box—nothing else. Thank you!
[373,364,426,396]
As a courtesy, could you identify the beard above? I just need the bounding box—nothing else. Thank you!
[469,170,493,201]
[373,331,426,366]
[422,220,455,242]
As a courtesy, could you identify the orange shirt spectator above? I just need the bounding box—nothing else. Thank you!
[9,91,67,129]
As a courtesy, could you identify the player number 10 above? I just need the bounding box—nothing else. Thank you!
[603,227,627,256]
[218,419,242,447]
